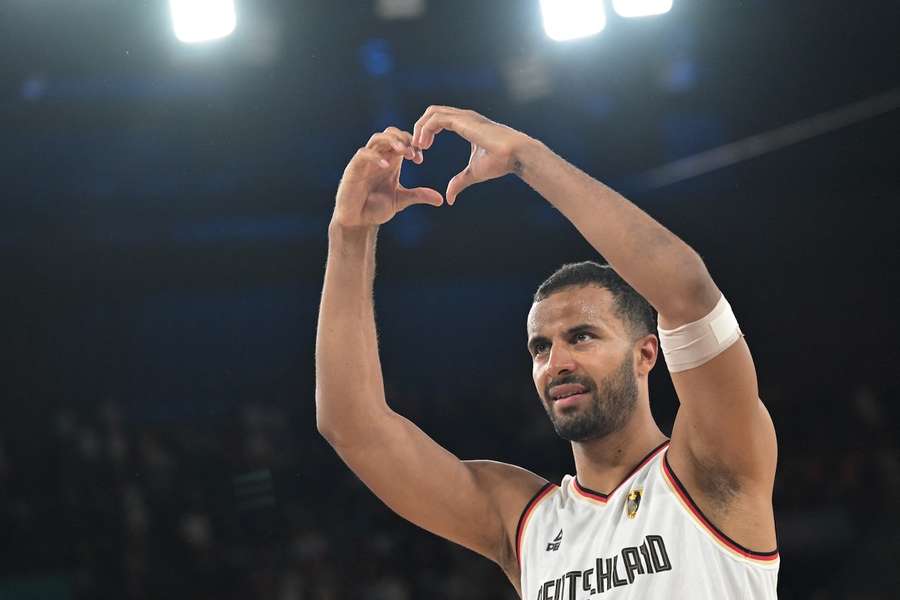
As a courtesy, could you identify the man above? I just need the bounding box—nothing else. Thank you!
[315,106,779,598]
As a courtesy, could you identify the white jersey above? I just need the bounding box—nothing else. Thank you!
[516,441,779,599]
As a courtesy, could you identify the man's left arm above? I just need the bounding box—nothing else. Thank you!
[511,138,777,493]
[412,106,776,498]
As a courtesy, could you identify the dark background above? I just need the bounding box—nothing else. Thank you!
[1,1,898,598]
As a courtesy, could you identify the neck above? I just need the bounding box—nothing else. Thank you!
[570,400,667,495]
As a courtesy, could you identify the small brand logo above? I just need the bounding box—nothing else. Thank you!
[626,487,643,519]
[545,529,563,551]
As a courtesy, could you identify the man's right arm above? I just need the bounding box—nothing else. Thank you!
[315,133,546,579]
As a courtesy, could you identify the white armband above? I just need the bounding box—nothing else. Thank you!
[657,294,742,373]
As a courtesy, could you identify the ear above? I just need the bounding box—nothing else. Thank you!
[634,334,659,377]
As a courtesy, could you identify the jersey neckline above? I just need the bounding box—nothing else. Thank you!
[572,439,670,504]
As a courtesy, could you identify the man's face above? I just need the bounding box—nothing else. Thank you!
[526,285,639,442]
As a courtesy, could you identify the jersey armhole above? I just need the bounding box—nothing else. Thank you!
[661,450,779,562]
[514,482,558,570]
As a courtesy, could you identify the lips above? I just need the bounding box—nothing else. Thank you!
[549,383,589,401]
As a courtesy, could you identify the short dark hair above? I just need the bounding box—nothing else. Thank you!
[533,261,657,339]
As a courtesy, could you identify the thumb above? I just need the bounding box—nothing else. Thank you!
[396,186,444,211]
[446,168,477,206]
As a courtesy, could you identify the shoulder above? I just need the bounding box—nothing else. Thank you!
[465,460,552,527]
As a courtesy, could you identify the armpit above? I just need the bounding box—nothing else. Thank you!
[692,454,742,513]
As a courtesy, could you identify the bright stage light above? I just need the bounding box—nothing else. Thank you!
[611,0,673,18]
[170,0,237,43]
[540,0,607,42]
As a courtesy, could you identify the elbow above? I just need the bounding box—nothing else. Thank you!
[316,416,372,449]
[685,265,720,311]
[661,257,721,324]
[314,390,338,444]
[681,250,715,295]
[317,416,355,448]
[315,386,390,448]
[315,403,341,445]
[316,417,335,443]
[314,402,369,448]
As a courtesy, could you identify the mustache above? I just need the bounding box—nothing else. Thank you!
[544,374,596,399]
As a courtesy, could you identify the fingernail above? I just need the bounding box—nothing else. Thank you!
[379,158,390,168]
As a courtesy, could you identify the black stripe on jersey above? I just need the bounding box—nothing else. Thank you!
[515,482,557,564]
[663,453,779,558]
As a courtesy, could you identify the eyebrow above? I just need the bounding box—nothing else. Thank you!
[527,323,602,353]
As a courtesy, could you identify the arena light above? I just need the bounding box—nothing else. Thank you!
[540,0,606,42]
[170,0,237,43]
[611,0,673,18]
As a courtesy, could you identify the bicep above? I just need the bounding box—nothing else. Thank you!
[668,336,777,486]
[328,410,545,565]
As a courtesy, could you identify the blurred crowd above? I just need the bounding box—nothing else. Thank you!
[0,379,897,599]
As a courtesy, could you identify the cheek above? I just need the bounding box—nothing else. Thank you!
[531,363,543,390]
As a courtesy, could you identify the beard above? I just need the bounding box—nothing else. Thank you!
[542,352,638,443]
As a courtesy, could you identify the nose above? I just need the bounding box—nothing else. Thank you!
[547,342,576,377]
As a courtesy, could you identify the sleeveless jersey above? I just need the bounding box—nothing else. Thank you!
[516,441,779,599]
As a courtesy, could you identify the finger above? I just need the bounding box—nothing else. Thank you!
[388,132,422,163]
[446,166,478,206]
[396,186,444,211]
[418,114,445,151]
[413,105,465,148]
[380,128,423,163]
[366,131,415,160]
[412,106,436,148]
[345,148,391,177]
[366,131,406,155]
[385,127,424,163]
[383,127,414,147]
[380,127,419,161]
[419,112,479,151]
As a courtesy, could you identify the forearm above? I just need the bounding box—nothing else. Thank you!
[315,222,390,443]
[514,138,718,320]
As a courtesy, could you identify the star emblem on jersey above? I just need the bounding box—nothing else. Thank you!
[545,529,563,551]
[626,487,643,519]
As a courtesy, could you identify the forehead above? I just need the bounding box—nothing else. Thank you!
[527,285,621,336]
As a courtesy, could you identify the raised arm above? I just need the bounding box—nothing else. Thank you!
[413,106,777,549]
[315,127,545,585]
[510,133,777,503]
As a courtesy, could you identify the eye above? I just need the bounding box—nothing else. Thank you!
[532,342,548,356]
[574,332,593,343]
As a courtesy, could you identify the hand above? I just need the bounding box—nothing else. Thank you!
[412,106,530,205]
[333,127,443,229]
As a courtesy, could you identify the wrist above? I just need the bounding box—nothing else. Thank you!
[328,218,378,239]
[510,134,548,180]
[328,219,378,253]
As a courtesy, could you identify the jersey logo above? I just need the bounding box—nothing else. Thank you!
[545,529,563,551]
[626,487,643,519]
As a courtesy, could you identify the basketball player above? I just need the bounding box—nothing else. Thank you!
[316,106,779,598]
